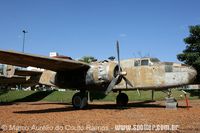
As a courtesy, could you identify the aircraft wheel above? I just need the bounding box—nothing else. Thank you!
[116,93,129,107]
[72,92,88,109]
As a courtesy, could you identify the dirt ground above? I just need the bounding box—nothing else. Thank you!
[0,100,200,133]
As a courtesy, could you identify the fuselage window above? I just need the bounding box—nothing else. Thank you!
[134,60,140,66]
[165,65,173,72]
[141,60,149,66]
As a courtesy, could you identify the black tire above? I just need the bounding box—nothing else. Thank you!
[116,93,129,107]
[72,92,88,109]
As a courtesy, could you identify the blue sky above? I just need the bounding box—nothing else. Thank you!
[0,0,200,62]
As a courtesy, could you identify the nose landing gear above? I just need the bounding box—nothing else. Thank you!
[116,92,129,107]
[165,89,178,109]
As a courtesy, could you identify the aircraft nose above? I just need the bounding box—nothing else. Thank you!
[188,66,197,82]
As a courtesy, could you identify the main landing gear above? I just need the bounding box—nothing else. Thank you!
[72,92,88,109]
[116,92,129,107]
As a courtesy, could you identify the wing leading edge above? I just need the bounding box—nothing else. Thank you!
[0,50,90,72]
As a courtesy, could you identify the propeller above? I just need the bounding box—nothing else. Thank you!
[105,41,133,95]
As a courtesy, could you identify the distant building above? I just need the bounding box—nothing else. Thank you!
[49,52,58,57]
[182,84,200,90]
[27,66,44,72]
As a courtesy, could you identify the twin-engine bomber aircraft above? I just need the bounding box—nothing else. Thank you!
[0,41,197,109]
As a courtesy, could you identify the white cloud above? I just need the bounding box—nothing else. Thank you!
[119,33,127,37]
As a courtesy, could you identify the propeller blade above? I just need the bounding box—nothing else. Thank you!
[104,41,128,95]
[116,41,121,72]
[105,75,120,94]
[122,76,133,88]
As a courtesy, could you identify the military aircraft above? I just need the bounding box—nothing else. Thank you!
[0,41,197,109]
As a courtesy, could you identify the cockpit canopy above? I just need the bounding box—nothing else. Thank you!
[134,58,160,66]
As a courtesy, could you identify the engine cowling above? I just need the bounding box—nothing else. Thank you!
[85,61,119,86]
[0,64,15,77]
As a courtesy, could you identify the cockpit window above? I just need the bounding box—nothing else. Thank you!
[134,58,158,66]
[134,60,140,66]
[150,58,160,62]
[141,60,149,66]
[165,65,173,72]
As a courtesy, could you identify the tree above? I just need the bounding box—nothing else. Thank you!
[79,56,97,63]
[177,25,200,81]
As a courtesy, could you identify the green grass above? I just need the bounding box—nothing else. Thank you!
[42,90,76,102]
[0,89,199,103]
[0,90,35,102]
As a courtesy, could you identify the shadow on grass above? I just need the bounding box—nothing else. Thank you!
[13,91,55,102]
[0,91,55,106]
[13,100,191,114]
[0,90,9,96]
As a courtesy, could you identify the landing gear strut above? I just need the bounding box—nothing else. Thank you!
[167,89,172,98]
[116,92,129,107]
[72,92,88,109]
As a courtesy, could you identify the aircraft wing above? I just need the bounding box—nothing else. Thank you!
[0,50,90,72]
[0,75,26,84]
[15,69,43,76]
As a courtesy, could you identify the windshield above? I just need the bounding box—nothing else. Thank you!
[150,58,160,63]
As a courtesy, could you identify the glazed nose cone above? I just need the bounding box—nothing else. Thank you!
[188,67,197,82]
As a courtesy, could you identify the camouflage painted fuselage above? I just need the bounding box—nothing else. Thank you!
[114,58,197,90]
[38,57,197,92]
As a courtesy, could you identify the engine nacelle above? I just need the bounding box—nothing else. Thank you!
[0,64,15,77]
[85,61,118,85]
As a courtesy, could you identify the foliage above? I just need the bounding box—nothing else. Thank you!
[177,25,200,81]
[79,56,97,63]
